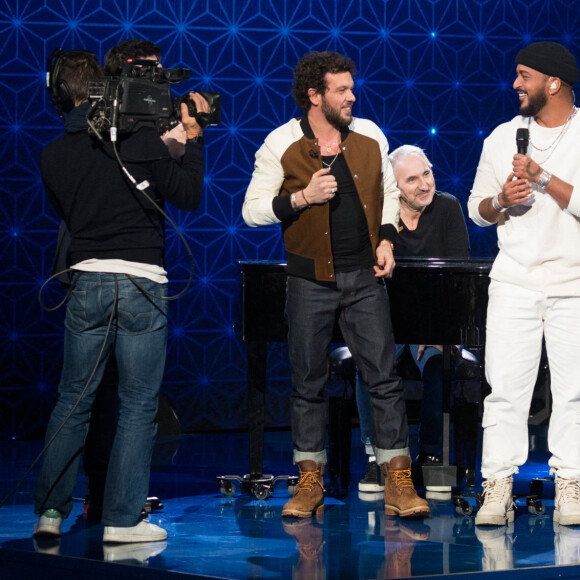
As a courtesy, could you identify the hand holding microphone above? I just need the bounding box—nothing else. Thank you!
[512,127,547,186]
[496,129,534,210]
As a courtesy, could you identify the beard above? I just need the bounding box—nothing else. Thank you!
[519,89,548,117]
[321,97,352,129]
[401,189,434,213]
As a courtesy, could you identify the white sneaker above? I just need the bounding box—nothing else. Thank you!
[475,476,514,526]
[33,509,63,537]
[554,475,580,526]
[103,520,167,543]
[475,522,514,570]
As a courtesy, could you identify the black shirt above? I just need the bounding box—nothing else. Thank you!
[327,153,374,272]
[394,191,470,258]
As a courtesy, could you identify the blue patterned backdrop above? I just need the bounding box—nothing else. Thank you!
[1,0,578,438]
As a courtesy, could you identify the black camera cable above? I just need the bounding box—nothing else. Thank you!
[0,275,118,510]
[87,95,195,301]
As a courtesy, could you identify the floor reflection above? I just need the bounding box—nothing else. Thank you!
[2,429,580,579]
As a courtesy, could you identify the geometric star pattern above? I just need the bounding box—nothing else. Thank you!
[1,0,578,438]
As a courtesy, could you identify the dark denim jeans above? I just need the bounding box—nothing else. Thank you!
[285,269,409,466]
[356,344,444,457]
[34,272,168,527]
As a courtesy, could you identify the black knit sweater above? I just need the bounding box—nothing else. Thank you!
[41,105,204,268]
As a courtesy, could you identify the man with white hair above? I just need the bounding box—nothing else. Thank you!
[357,145,470,495]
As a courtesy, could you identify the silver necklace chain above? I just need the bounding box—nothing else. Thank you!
[321,152,340,168]
[529,106,577,164]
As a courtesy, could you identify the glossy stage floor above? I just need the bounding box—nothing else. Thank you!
[1,426,580,579]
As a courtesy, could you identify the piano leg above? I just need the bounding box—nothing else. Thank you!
[248,340,267,479]
[216,340,298,500]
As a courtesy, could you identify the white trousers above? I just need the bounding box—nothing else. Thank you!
[482,280,580,480]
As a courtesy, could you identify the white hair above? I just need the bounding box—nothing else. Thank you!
[388,145,432,170]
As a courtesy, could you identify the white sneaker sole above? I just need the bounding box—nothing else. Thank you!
[358,482,385,492]
[33,519,62,537]
[33,525,62,537]
[554,510,580,526]
[103,532,167,543]
[425,485,452,492]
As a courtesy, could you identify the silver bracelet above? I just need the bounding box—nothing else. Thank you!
[536,170,552,189]
[491,194,506,213]
[290,192,298,210]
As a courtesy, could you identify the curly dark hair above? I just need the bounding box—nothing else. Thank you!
[104,38,161,75]
[292,51,357,113]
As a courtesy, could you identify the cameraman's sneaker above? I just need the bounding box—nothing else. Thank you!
[33,509,63,537]
[359,460,385,493]
[103,520,167,543]
[554,474,580,526]
[475,476,514,526]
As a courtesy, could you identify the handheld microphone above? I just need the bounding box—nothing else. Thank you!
[516,128,529,155]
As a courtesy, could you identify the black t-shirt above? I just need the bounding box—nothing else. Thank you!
[394,191,470,258]
[326,153,374,272]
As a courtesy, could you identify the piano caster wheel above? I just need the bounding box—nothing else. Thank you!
[219,480,236,498]
[287,476,298,496]
[253,484,271,501]
[454,499,473,516]
[527,499,545,515]
[144,497,164,513]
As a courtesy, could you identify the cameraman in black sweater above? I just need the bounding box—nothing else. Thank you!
[33,49,208,543]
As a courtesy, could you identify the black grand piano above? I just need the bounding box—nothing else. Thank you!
[217,258,493,499]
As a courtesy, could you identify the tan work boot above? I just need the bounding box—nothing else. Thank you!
[282,460,325,518]
[383,456,430,518]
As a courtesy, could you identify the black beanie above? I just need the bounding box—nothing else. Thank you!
[515,41,579,85]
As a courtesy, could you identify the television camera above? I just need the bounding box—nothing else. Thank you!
[86,59,220,135]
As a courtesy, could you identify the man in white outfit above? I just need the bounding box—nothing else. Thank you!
[468,41,580,527]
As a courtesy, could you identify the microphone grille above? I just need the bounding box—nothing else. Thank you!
[516,128,529,143]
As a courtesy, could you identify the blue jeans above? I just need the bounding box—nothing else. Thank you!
[285,269,409,467]
[356,344,444,457]
[34,272,168,527]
